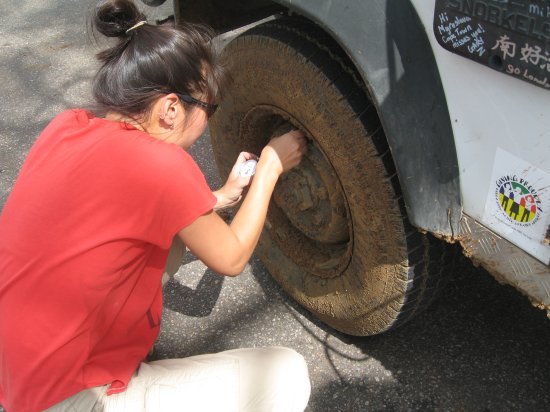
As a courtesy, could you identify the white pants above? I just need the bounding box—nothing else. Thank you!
[46,346,311,412]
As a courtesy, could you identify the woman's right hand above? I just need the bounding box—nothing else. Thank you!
[260,130,308,176]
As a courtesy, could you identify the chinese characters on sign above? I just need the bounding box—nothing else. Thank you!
[493,34,550,87]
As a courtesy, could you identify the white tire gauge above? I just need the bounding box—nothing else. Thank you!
[238,159,257,177]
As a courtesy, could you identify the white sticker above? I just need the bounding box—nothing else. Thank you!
[483,148,550,264]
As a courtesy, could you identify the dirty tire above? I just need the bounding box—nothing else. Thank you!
[209,19,453,336]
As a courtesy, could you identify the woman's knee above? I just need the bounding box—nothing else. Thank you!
[270,347,310,393]
[232,346,311,411]
[265,347,309,379]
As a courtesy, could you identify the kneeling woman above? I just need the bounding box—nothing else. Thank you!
[0,0,310,411]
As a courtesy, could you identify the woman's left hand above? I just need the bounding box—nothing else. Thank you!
[213,152,258,209]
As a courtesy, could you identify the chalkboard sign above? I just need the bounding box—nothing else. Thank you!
[434,0,550,90]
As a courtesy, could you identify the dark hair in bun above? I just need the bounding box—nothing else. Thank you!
[90,0,223,119]
[94,0,146,38]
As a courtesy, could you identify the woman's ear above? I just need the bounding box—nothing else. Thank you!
[159,93,180,128]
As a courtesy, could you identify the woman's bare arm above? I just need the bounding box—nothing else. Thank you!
[178,131,307,276]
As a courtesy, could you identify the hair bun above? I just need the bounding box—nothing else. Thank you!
[93,0,146,38]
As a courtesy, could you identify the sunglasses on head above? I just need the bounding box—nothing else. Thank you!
[176,93,218,118]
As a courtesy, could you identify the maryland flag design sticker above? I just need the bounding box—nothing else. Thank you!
[483,148,550,264]
[496,176,542,226]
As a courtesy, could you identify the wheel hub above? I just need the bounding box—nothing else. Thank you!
[273,144,349,244]
[239,105,353,278]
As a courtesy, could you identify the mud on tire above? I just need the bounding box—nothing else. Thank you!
[209,18,454,336]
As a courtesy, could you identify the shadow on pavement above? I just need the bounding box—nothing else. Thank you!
[163,270,225,317]
[251,253,550,411]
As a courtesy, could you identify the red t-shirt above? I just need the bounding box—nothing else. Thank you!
[0,110,216,412]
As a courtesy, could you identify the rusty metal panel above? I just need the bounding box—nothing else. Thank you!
[457,214,550,312]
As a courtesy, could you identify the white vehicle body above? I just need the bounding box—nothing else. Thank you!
[412,0,550,310]
[413,0,550,265]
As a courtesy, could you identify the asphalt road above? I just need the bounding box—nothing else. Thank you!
[1,1,550,411]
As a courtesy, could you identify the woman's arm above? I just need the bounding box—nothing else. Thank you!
[178,131,307,276]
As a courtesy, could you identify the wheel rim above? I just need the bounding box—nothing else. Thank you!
[240,105,353,278]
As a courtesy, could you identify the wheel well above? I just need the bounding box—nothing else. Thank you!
[174,0,286,32]
[174,0,461,237]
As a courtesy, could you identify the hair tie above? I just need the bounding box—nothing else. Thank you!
[126,20,147,34]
